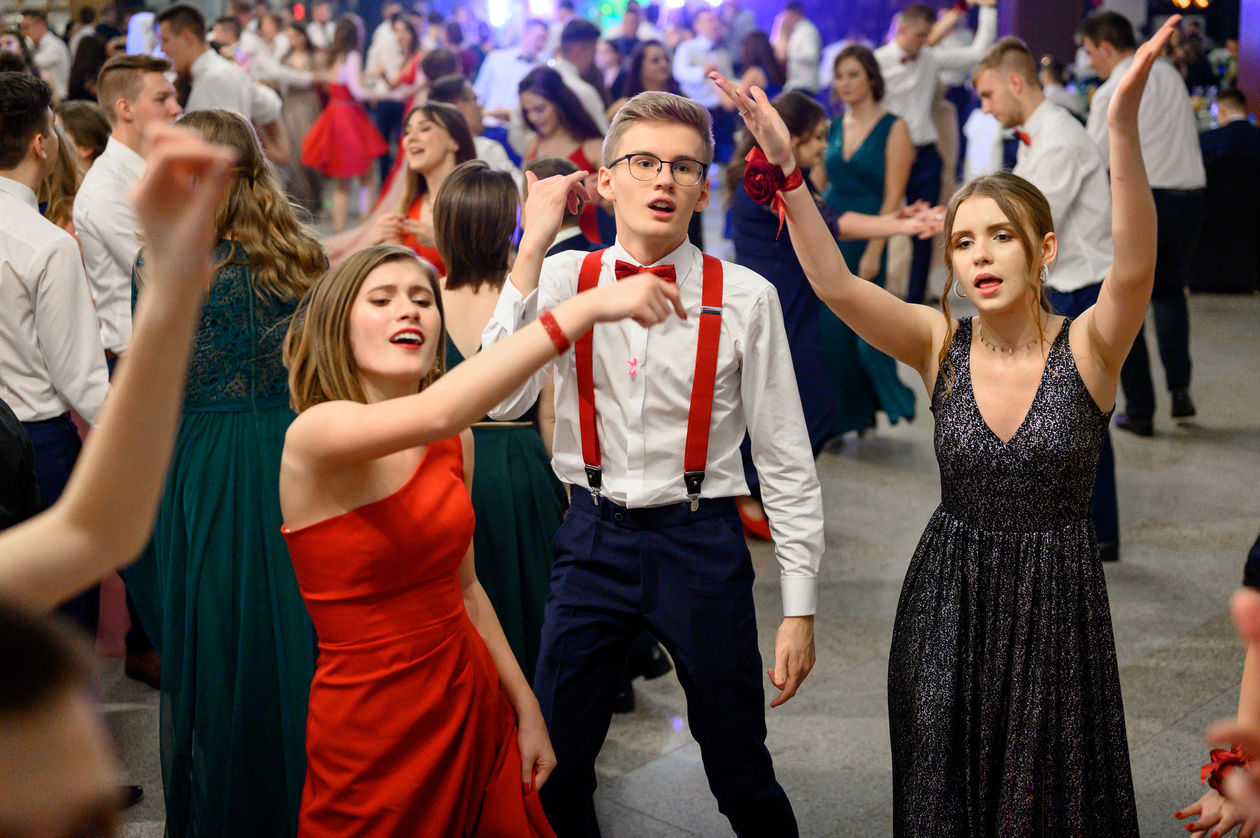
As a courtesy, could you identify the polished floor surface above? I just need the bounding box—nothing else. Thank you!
[107,276,1260,836]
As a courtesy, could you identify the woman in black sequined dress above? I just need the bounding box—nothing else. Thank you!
[712,17,1182,836]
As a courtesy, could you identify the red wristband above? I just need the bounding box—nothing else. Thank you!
[952,0,968,12]
[781,165,804,193]
[539,310,570,355]
[1202,745,1250,793]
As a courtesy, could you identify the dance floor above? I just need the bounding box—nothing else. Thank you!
[106,224,1260,835]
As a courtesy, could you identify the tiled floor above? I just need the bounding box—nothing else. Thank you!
[106,208,1260,835]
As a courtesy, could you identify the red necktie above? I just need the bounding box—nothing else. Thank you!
[1015,129,1032,146]
[614,260,677,282]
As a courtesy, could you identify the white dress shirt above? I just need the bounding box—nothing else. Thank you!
[0,176,109,423]
[672,37,733,109]
[874,6,997,146]
[549,56,611,131]
[238,29,312,89]
[474,135,523,188]
[1014,99,1113,293]
[307,20,335,51]
[481,239,825,616]
[33,31,71,100]
[73,137,145,354]
[1086,56,1205,191]
[474,47,542,113]
[185,48,281,122]
[1043,83,1085,118]
[783,18,821,93]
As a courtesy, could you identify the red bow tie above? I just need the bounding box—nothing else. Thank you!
[900,53,917,64]
[1014,129,1032,146]
[614,260,677,282]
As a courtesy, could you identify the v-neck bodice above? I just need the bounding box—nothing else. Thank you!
[823,111,896,215]
[930,317,1112,531]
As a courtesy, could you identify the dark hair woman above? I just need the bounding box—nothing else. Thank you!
[737,31,785,101]
[607,39,681,122]
[519,65,604,244]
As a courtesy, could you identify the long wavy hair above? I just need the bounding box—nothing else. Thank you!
[284,245,445,412]
[518,65,603,141]
[176,109,326,301]
[937,171,1055,396]
[396,102,477,216]
[37,123,81,230]
[327,13,363,67]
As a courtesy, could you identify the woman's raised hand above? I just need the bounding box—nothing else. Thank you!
[520,169,591,250]
[131,124,238,292]
[1108,14,1180,131]
[708,71,795,174]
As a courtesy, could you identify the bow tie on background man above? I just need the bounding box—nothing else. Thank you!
[614,261,677,282]
[1014,129,1032,146]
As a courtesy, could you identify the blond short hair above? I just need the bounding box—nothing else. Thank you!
[603,91,714,168]
[972,36,1040,89]
[283,245,443,413]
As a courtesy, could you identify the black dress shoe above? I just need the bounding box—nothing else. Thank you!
[611,687,635,714]
[1098,540,1119,563]
[120,785,144,808]
[628,644,672,681]
[1115,413,1154,437]
[1171,389,1197,418]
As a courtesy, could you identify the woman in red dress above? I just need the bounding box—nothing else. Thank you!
[278,170,686,837]
[300,13,388,232]
[518,66,605,245]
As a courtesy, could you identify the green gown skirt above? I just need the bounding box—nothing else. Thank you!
[123,396,315,837]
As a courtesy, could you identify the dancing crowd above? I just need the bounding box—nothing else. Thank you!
[2,0,1259,836]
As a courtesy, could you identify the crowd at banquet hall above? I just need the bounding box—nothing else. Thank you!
[1,0,1259,835]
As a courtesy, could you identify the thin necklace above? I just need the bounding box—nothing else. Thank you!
[976,323,1041,354]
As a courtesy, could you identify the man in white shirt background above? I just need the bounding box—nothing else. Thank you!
[306,0,336,51]
[549,19,611,131]
[875,0,997,303]
[156,4,288,164]
[428,73,523,187]
[0,72,110,630]
[1081,11,1206,436]
[673,8,736,160]
[365,2,405,179]
[475,17,548,121]
[21,11,71,101]
[973,36,1121,563]
[772,2,821,95]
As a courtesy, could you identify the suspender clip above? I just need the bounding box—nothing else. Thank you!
[684,471,705,512]
[584,465,603,505]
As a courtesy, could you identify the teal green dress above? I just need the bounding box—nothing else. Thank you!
[446,333,566,680]
[122,241,315,837]
[821,111,916,435]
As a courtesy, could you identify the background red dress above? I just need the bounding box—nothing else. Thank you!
[283,436,554,837]
[300,83,388,179]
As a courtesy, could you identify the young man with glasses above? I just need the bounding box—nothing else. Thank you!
[482,91,822,837]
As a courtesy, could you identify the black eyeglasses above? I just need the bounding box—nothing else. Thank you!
[608,152,707,186]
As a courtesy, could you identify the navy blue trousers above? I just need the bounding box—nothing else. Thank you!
[1120,187,1206,419]
[534,496,797,837]
[905,144,943,304]
[1046,283,1120,545]
[23,412,98,631]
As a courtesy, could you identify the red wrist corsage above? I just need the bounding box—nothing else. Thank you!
[1202,745,1251,793]
[743,146,804,237]
[952,0,968,13]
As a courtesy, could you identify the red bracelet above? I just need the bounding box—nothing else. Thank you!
[1202,745,1250,793]
[743,146,805,237]
[539,310,570,355]
[952,0,968,12]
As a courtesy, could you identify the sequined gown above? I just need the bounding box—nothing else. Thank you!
[887,318,1138,836]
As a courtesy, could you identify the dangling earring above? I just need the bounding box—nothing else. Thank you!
[1040,265,1049,284]
[953,281,967,299]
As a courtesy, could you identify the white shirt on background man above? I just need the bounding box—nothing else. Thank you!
[0,176,109,424]
[1014,99,1113,293]
[474,46,542,113]
[1086,55,1205,191]
[73,137,146,355]
[875,5,997,146]
[481,239,825,617]
[549,55,611,131]
[783,18,821,93]
[673,36,733,109]
[185,47,281,122]
[32,30,72,99]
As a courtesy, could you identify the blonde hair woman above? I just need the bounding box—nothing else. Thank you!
[122,108,327,837]
[277,170,683,836]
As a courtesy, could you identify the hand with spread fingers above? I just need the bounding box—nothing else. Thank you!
[1108,14,1180,131]
[709,71,796,175]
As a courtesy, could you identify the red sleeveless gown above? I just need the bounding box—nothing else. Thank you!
[282,436,554,837]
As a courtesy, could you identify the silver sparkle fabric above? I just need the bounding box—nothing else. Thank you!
[887,317,1139,836]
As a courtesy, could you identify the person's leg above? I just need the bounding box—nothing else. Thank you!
[1149,188,1205,405]
[905,145,943,303]
[372,100,403,182]
[534,504,640,838]
[330,178,350,233]
[1047,284,1120,550]
[645,503,797,837]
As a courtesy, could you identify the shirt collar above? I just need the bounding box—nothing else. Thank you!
[191,47,218,80]
[550,226,585,247]
[609,237,698,286]
[0,175,39,211]
[1021,98,1053,139]
[103,136,146,179]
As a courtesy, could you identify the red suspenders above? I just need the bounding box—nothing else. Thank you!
[574,249,724,510]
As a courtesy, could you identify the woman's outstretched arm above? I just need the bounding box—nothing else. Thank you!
[1080,17,1177,375]
[0,126,238,611]
[710,72,945,382]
